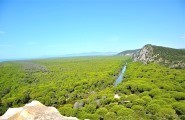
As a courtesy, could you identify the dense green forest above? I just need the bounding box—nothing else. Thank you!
[152,45,185,62]
[147,44,185,68]
[0,57,129,115]
[0,56,185,120]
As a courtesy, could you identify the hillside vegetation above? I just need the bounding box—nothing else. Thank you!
[133,44,185,68]
[117,49,140,56]
[153,45,185,62]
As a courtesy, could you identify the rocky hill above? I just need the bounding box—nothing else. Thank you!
[133,44,185,68]
[0,100,78,120]
[117,49,140,56]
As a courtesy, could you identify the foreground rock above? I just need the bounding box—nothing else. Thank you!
[0,100,78,120]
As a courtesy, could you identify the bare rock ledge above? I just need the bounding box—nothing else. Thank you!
[0,100,78,120]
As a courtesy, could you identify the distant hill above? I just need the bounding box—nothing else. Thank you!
[117,49,140,56]
[133,44,185,68]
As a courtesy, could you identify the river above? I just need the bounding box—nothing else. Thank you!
[114,63,127,86]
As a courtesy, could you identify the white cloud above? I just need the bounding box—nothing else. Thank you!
[0,31,5,34]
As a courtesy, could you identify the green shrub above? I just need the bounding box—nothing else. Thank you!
[104,112,116,120]
[126,94,139,102]
[171,91,185,100]
[58,104,75,117]
[117,107,134,116]
[131,105,145,115]
[84,104,96,114]
[149,99,167,106]
[156,108,178,120]
[133,99,146,106]
[109,105,125,114]
[95,107,108,119]
[125,102,132,108]
[141,96,152,103]
[149,88,162,98]
[172,102,185,115]
[146,103,160,115]
[81,113,99,120]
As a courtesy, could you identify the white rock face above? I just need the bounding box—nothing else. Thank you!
[0,108,23,120]
[133,45,157,64]
[0,101,78,120]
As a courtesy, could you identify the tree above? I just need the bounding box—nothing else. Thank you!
[131,105,145,116]
[117,107,134,116]
[58,104,75,117]
[95,107,108,119]
[146,103,160,115]
[149,88,162,98]
[156,108,178,120]
[133,99,146,106]
[172,102,185,116]
[104,112,116,120]
[84,104,96,114]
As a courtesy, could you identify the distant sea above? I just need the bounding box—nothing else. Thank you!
[0,59,6,62]
[0,52,118,63]
[0,52,118,62]
[0,59,16,62]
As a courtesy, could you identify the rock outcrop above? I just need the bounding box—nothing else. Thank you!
[132,44,185,68]
[73,101,84,109]
[132,44,157,64]
[0,100,78,120]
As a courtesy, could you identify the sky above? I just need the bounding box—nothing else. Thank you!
[0,0,185,60]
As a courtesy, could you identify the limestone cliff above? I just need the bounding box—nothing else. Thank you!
[132,44,185,68]
[0,101,78,120]
[132,44,157,64]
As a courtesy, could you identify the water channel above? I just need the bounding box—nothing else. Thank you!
[114,63,127,86]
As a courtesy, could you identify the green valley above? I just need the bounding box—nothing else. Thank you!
[0,45,185,120]
[0,56,129,116]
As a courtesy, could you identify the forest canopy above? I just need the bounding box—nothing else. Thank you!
[0,56,185,120]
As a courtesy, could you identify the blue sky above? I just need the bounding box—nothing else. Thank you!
[0,0,185,60]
